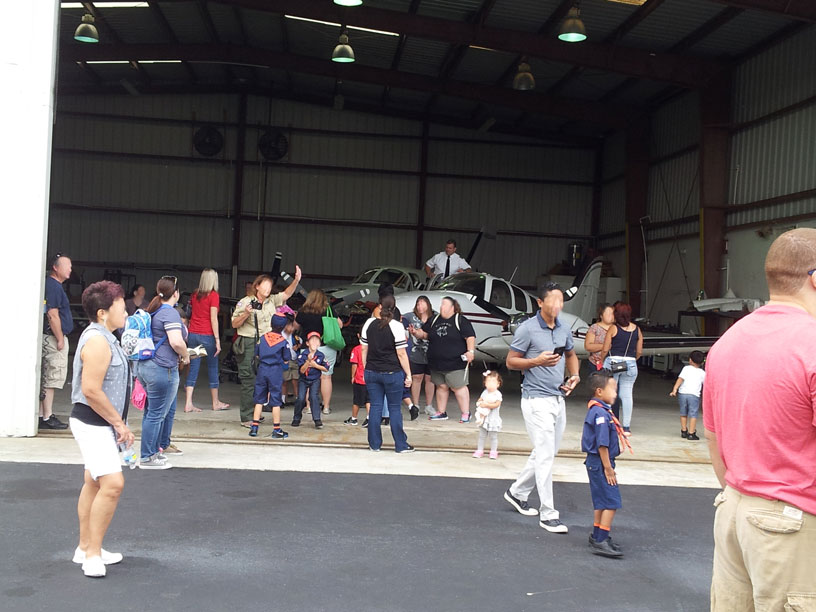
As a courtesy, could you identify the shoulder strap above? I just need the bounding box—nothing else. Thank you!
[253,312,259,343]
[455,313,460,332]
[432,314,440,326]
[148,309,168,351]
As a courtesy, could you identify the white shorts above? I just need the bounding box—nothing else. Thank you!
[69,417,122,480]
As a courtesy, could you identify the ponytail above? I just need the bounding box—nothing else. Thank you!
[378,295,396,329]
[146,276,177,314]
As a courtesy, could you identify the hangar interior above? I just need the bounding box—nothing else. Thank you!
[52,0,815,333]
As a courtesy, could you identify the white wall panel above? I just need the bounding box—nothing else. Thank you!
[57,94,239,122]
[428,141,594,182]
[647,150,700,223]
[51,153,234,213]
[602,131,625,180]
[729,107,816,206]
[643,237,700,330]
[650,91,700,158]
[599,178,625,236]
[733,28,816,124]
[247,97,420,136]
[242,166,418,224]
[54,115,238,159]
[239,222,417,278]
[48,208,232,269]
[245,131,419,171]
[425,179,592,235]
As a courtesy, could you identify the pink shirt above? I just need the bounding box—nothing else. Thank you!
[703,304,816,514]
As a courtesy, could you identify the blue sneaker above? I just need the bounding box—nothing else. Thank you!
[267,428,288,439]
[249,424,259,437]
[459,413,471,423]
[429,412,448,421]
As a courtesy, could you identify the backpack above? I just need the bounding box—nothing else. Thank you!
[121,308,166,361]
[431,313,460,332]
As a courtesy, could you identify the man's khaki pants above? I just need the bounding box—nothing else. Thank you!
[711,486,816,611]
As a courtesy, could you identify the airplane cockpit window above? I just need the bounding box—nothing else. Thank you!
[436,274,486,297]
[376,269,404,286]
[490,280,512,309]
[512,285,531,313]
[393,273,410,290]
[353,269,378,284]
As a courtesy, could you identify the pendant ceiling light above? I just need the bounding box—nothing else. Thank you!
[332,31,355,63]
[558,6,587,43]
[333,0,363,6]
[512,60,535,91]
[74,13,99,43]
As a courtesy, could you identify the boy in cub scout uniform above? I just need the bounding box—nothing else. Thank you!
[249,314,290,439]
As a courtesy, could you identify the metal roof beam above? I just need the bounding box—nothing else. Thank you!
[194,0,722,87]
[61,43,637,127]
[709,0,816,22]
[147,2,198,82]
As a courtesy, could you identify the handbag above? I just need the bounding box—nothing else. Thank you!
[609,326,634,373]
[322,305,346,351]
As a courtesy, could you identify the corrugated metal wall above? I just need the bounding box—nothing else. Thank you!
[48,93,595,294]
[727,27,816,227]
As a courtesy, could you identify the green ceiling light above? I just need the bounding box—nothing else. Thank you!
[558,6,587,43]
[332,31,355,63]
[333,0,363,6]
[74,13,99,43]
[512,59,535,91]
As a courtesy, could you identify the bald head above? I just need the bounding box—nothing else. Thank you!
[765,228,816,297]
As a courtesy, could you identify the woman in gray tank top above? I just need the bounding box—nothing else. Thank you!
[68,281,133,578]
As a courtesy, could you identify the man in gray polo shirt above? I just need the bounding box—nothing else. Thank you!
[503,282,581,533]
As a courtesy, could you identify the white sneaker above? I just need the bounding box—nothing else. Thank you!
[424,405,436,417]
[139,454,172,469]
[82,556,106,578]
[73,547,123,565]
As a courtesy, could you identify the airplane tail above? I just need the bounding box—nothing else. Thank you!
[561,257,603,325]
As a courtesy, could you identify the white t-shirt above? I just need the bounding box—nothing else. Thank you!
[678,365,706,397]
[426,252,470,276]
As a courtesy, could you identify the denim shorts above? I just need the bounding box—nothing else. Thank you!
[678,393,701,418]
[585,454,622,510]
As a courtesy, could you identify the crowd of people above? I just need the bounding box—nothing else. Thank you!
[47,231,816,607]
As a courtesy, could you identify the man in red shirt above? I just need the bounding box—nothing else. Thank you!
[704,228,816,611]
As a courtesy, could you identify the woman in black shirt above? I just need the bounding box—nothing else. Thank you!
[360,295,414,453]
[296,290,343,416]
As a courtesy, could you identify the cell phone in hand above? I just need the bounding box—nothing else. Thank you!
[552,346,566,356]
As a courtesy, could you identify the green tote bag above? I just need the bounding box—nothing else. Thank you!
[322,305,346,351]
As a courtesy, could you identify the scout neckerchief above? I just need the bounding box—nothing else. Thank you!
[588,399,633,455]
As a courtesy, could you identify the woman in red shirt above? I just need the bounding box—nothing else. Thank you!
[184,269,229,412]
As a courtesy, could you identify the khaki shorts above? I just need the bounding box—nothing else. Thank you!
[283,360,299,381]
[711,486,816,611]
[430,368,468,389]
[42,334,69,389]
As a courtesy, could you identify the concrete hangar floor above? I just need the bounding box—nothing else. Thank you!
[2,366,718,612]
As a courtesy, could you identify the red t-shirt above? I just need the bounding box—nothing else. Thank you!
[703,304,816,514]
[349,344,366,385]
[188,290,220,335]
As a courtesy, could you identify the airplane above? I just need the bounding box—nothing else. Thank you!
[393,258,720,366]
[322,266,425,308]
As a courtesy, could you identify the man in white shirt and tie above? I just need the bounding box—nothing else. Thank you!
[425,239,472,278]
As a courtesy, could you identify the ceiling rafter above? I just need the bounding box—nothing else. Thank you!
[147,2,198,83]
[425,0,499,115]
[61,43,638,127]
[147,0,723,88]
[194,0,237,83]
[709,0,816,22]
[80,1,150,85]
[381,0,423,108]
[547,0,669,96]
[599,7,744,103]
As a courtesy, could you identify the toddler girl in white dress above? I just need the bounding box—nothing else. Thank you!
[473,370,502,459]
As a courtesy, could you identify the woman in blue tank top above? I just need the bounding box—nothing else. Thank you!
[599,302,643,432]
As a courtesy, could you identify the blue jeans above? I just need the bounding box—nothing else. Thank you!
[136,359,180,459]
[364,370,410,452]
[604,357,638,428]
[185,333,219,388]
[294,377,321,422]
